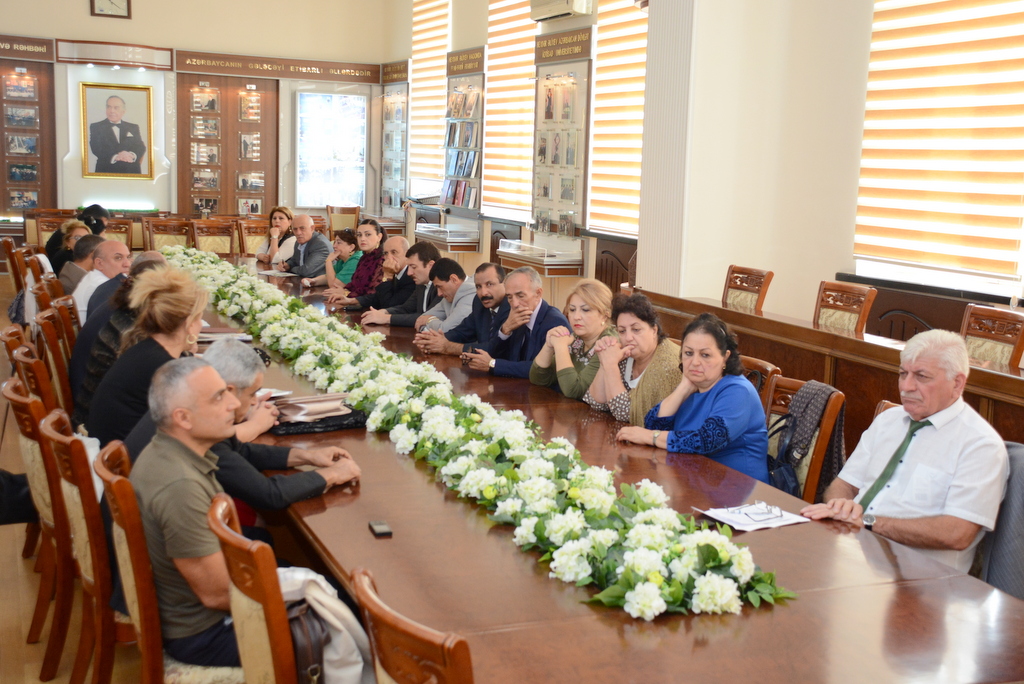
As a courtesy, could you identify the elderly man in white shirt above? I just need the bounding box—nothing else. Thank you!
[416,258,477,333]
[72,240,131,320]
[801,329,1009,572]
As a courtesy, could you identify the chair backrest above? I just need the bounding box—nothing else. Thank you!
[2,236,24,293]
[40,409,109,596]
[326,205,360,235]
[723,265,774,315]
[351,567,474,684]
[981,441,1024,601]
[94,442,167,684]
[142,218,193,251]
[207,494,297,684]
[191,219,237,257]
[311,215,329,237]
[813,281,877,336]
[1,325,26,373]
[236,219,269,257]
[102,218,133,245]
[765,375,846,504]
[960,303,1024,369]
[874,399,900,418]
[52,295,81,347]
[740,355,781,414]
[13,344,59,413]
[34,309,74,413]
[14,245,44,293]
[27,253,53,284]
[30,281,52,319]
[37,216,69,250]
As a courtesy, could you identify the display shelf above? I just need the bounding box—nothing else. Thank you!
[497,237,583,277]
[381,81,408,218]
[440,70,483,212]
[415,221,480,253]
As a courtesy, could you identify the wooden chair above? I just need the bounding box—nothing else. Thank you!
[351,567,474,684]
[765,375,846,504]
[95,444,245,684]
[14,244,45,294]
[142,218,193,251]
[191,219,238,257]
[813,280,877,336]
[874,399,900,418]
[326,205,360,236]
[2,377,77,681]
[102,218,133,245]
[2,236,25,293]
[35,309,75,413]
[959,303,1024,369]
[207,494,297,684]
[28,209,76,246]
[40,411,137,684]
[52,295,82,351]
[37,216,70,250]
[311,215,329,237]
[13,344,60,413]
[740,355,780,414]
[723,265,774,315]
[0,329,42,556]
[26,253,53,285]
[236,219,269,257]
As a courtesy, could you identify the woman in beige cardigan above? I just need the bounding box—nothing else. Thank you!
[584,293,682,426]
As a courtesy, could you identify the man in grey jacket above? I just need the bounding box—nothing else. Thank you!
[278,215,331,279]
[418,258,477,333]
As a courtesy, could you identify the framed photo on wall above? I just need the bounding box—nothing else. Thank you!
[80,82,154,179]
[239,132,260,160]
[6,134,37,155]
[9,189,38,210]
[8,162,38,182]
[3,75,37,100]
[4,105,39,128]
[192,88,220,112]
[239,92,261,121]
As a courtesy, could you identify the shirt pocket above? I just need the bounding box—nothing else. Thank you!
[907,463,953,510]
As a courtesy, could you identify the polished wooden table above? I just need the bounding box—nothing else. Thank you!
[226,277,1024,683]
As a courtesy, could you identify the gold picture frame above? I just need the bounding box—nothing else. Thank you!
[80,82,154,180]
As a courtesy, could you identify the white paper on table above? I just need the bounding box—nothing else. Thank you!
[258,269,297,277]
[692,506,810,532]
[198,332,253,342]
[260,388,293,399]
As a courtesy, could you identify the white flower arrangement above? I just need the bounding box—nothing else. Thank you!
[165,246,794,621]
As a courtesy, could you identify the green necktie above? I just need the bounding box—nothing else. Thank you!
[858,419,932,512]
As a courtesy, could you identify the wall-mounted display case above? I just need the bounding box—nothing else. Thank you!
[440,71,483,215]
[381,83,408,218]
[1,60,55,218]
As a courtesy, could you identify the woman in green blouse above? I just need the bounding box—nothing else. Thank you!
[529,279,615,399]
[301,230,363,288]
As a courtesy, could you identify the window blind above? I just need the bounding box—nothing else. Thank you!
[409,0,450,181]
[588,0,648,237]
[482,0,537,209]
[855,0,1024,278]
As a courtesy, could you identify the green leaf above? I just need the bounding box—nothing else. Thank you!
[748,592,761,608]
[589,584,628,607]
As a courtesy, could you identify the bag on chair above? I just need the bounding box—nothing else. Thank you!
[767,413,802,497]
[288,599,332,684]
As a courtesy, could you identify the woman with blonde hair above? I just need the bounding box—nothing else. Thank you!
[255,205,296,265]
[529,279,616,399]
[84,267,208,445]
[49,219,92,279]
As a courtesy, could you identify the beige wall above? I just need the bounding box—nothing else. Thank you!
[676,0,873,319]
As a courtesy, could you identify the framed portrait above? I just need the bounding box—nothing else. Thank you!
[8,162,38,183]
[191,88,220,112]
[394,99,404,123]
[190,142,220,165]
[565,130,577,168]
[536,135,547,165]
[81,82,154,179]
[239,132,260,160]
[191,168,219,190]
[558,212,575,236]
[6,134,37,155]
[191,116,220,139]
[561,86,574,122]
[534,210,551,234]
[536,173,552,199]
[192,196,218,215]
[9,190,38,210]
[237,171,264,191]
[4,105,38,128]
[3,75,37,100]
[239,92,261,121]
[238,198,262,214]
[560,176,576,203]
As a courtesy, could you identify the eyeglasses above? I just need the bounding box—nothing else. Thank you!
[69,234,85,242]
[726,501,782,522]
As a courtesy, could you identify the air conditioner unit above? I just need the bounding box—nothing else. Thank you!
[530,0,593,22]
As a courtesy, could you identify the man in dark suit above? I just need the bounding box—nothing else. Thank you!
[278,215,331,279]
[90,95,147,174]
[361,241,442,327]
[326,236,412,310]
[414,262,510,355]
[463,266,568,378]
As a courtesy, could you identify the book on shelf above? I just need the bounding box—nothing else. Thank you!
[461,122,476,148]
[453,180,467,207]
[446,152,459,176]
[466,186,478,209]
[464,91,479,119]
[468,150,479,177]
[454,151,468,177]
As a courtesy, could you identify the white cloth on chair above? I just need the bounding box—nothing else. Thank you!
[277,566,375,684]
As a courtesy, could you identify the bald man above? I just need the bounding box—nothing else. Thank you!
[327,235,415,310]
[72,240,132,320]
[278,214,331,279]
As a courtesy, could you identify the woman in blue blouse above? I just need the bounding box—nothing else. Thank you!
[615,313,769,483]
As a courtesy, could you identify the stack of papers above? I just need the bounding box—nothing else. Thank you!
[258,269,296,277]
[198,331,253,343]
[693,505,809,532]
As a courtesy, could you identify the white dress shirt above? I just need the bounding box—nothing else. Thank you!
[72,269,110,322]
[838,398,1008,572]
[497,302,543,340]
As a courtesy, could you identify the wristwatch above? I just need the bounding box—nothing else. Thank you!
[652,430,661,446]
[489,359,496,370]
[862,513,876,531]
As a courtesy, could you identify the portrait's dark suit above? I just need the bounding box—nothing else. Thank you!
[89,118,147,174]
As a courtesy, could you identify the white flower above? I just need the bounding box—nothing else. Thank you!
[574,466,615,492]
[457,468,501,499]
[586,528,620,550]
[513,517,539,546]
[545,508,587,546]
[668,548,700,582]
[439,455,476,487]
[730,546,755,584]
[516,477,559,515]
[691,572,742,615]
[577,488,614,517]
[682,530,733,563]
[548,539,593,583]
[624,582,667,621]
[518,458,556,481]
[495,498,523,517]
[635,479,670,507]
[618,548,668,578]
[389,424,419,454]
[624,524,673,553]
[632,507,684,532]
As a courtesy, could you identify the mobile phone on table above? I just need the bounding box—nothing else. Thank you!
[369,520,393,538]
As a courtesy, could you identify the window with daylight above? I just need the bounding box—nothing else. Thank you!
[854,0,1024,297]
[587,0,648,238]
[409,0,450,190]
[482,0,537,210]
[295,92,366,208]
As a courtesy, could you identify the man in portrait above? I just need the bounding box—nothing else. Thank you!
[90,95,147,174]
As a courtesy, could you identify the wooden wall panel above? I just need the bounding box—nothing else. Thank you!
[0,59,55,219]
[832,359,900,454]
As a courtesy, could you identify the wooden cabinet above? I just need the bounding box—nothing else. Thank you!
[0,59,55,219]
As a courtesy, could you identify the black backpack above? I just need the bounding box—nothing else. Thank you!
[766,413,802,497]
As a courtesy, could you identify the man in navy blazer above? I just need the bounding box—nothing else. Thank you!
[90,96,147,174]
[463,266,568,378]
[414,262,510,355]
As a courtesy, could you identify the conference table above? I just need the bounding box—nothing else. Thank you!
[221,275,1024,683]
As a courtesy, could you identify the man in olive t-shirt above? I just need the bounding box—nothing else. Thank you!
[130,358,242,667]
